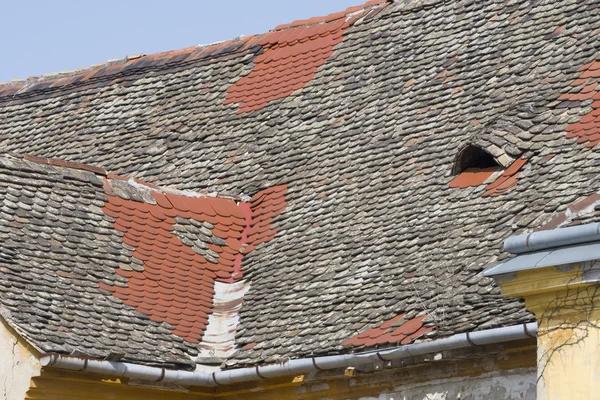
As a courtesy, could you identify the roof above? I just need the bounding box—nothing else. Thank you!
[1,0,600,369]
[0,153,287,368]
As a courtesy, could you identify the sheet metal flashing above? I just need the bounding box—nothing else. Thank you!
[485,222,600,277]
[503,223,600,254]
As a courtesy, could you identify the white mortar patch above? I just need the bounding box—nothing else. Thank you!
[195,280,250,369]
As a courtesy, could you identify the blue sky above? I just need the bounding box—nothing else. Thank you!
[0,0,361,82]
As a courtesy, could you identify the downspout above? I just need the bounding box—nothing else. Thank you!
[40,322,537,387]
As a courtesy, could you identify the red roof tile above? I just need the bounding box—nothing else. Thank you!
[224,1,389,113]
[100,182,287,343]
[341,314,434,347]
[483,158,528,197]
[449,166,499,188]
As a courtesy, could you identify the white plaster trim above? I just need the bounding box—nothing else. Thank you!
[195,280,250,370]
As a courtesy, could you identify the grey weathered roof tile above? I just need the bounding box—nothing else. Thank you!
[1,0,600,369]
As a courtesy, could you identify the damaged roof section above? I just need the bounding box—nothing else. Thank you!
[341,313,434,347]
[0,153,286,367]
[99,181,249,344]
[225,0,389,112]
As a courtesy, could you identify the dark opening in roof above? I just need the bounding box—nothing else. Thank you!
[449,144,501,189]
[453,144,499,175]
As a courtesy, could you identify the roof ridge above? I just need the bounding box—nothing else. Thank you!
[0,36,260,99]
[273,0,388,31]
[0,56,131,88]
[0,35,261,90]
[8,153,248,201]
[19,153,107,176]
[386,0,445,14]
[0,37,250,89]
[106,172,249,202]
[0,0,391,100]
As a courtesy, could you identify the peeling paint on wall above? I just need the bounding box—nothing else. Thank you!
[0,319,41,400]
[356,368,535,400]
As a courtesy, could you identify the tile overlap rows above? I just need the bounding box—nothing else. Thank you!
[224,1,386,112]
[341,313,435,347]
[0,154,286,367]
[1,0,600,368]
[0,155,198,367]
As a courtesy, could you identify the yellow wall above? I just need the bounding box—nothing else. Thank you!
[537,321,600,399]
[0,319,41,400]
[497,264,600,400]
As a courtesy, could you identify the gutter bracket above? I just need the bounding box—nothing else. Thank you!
[312,357,324,371]
[466,332,477,346]
[255,365,268,379]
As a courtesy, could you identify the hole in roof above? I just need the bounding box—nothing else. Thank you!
[453,144,499,175]
[449,145,501,189]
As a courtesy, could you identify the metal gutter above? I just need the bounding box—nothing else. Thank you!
[503,222,600,254]
[40,322,537,387]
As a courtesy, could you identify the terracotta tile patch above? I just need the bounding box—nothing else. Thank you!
[483,158,527,197]
[99,180,287,343]
[561,60,600,147]
[341,314,434,347]
[224,1,387,113]
[449,166,499,188]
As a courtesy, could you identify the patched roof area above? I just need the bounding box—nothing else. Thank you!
[0,153,285,368]
[2,0,600,369]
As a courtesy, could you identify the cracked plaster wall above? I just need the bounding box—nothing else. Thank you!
[0,320,40,400]
[358,368,536,400]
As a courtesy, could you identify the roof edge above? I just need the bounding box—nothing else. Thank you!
[39,322,536,386]
[0,309,45,356]
[4,153,249,201]
[0,0,393,99]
